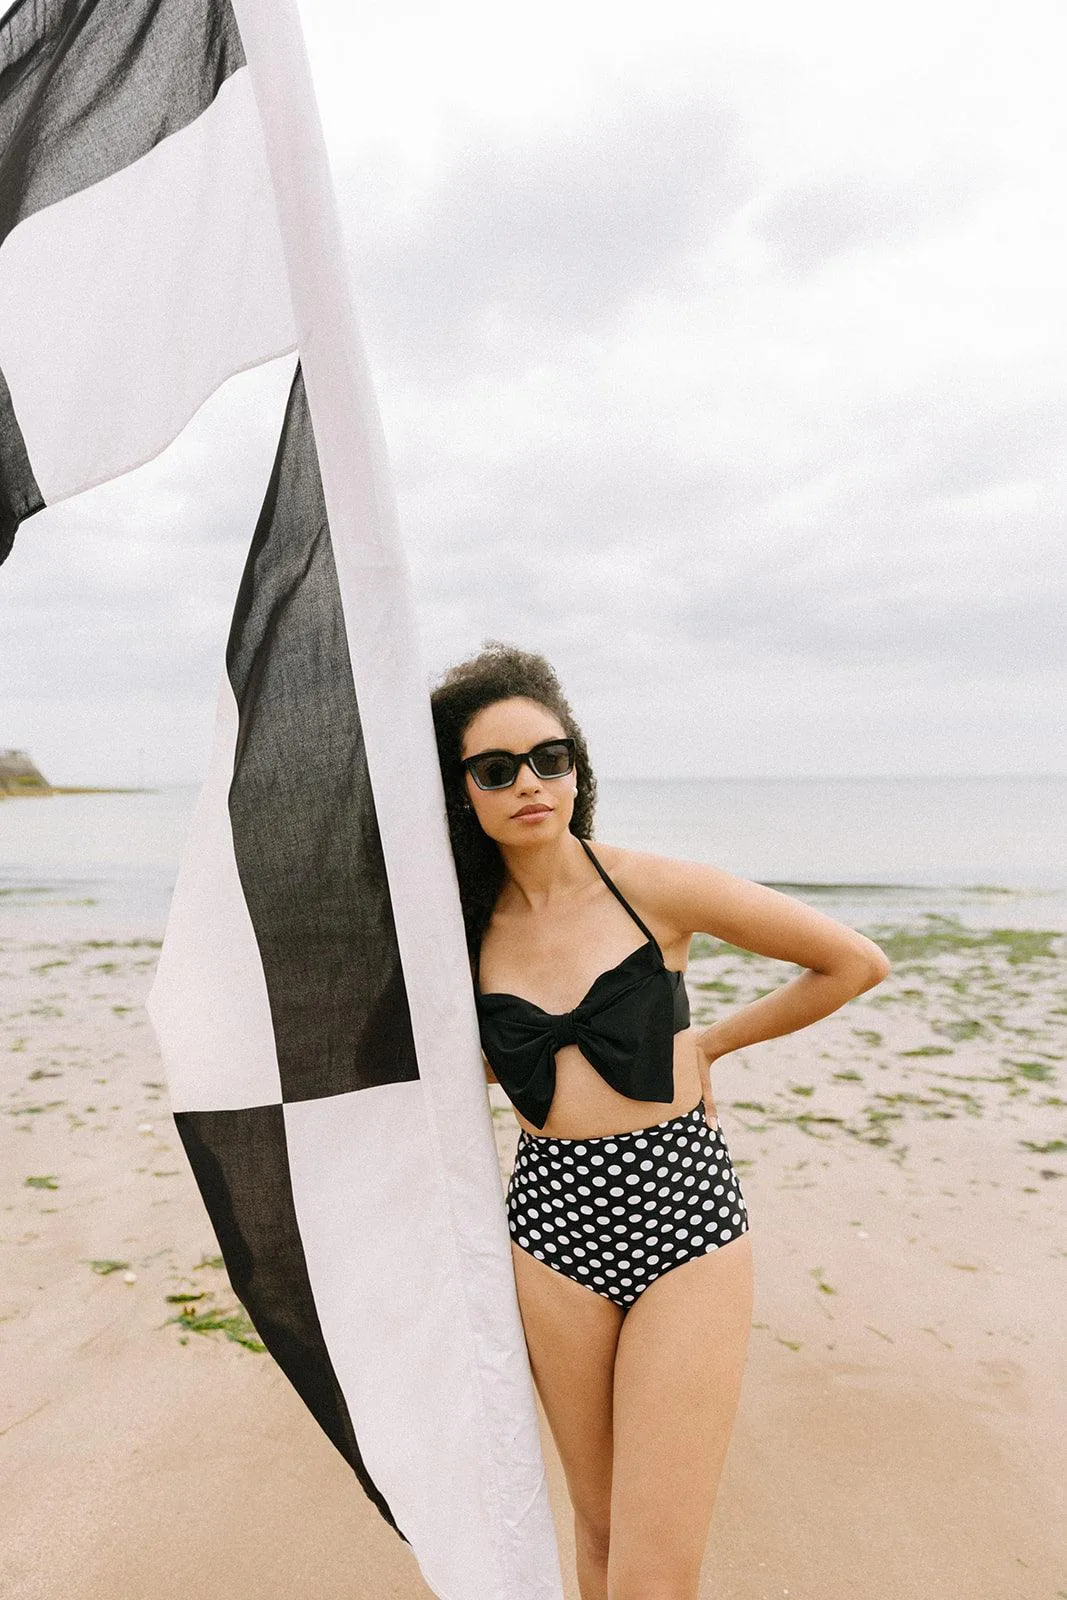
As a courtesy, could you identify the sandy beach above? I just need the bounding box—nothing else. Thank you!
[2,918,1064,1599]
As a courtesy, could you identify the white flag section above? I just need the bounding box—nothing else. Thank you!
[0,2,564,1596]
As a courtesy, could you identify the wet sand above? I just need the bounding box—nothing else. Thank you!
[1,919,1064,1598]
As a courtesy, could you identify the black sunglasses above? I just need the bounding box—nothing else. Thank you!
[461,737,577,791]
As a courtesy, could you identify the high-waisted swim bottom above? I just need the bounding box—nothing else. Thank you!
[506,1101,749,1311]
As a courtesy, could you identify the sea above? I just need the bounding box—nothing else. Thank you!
[0,775,1064,942]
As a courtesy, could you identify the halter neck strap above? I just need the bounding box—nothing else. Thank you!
[579,838,661,953]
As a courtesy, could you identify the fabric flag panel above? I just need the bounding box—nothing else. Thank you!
[0,2,564,1596]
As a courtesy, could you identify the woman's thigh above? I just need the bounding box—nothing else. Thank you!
[608,1231,754,1595]
[510,1242,625,1537]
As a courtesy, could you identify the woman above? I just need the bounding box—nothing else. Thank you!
[431,642,891,1600]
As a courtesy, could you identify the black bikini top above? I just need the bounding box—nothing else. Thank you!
[475,838,690,1129]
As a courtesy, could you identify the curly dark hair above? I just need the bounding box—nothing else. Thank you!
[430,640,598,963]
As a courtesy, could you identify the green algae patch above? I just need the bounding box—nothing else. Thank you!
[860,915,1061,966]
[933,1018,987,1042]
[689,933,760,961]
[1008,1060,1057,1082]
[692,978,740,999]
[164,1297,266,1352]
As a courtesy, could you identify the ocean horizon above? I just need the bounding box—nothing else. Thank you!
[1,773,1064,939]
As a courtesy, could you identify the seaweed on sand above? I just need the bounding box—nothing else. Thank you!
[164,1297,266,1352]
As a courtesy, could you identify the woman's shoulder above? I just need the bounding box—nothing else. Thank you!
[585,838,706,889]
[585,839,776,943]
[584,839,712,939]
[589,836,893,975]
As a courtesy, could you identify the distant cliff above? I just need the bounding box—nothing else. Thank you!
[0,748,53,796]
[0,748,153,797]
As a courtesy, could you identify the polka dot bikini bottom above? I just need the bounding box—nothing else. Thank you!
[506,1101,749,1311]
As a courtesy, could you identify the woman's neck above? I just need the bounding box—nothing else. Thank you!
[497,832,591,913]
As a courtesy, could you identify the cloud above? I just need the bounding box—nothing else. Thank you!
[341,76,754,377]
[845,377,1067,505]
[395,359,1065,693]
[749,158,994,276]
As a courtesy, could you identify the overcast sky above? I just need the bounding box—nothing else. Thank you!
[1,0,1064,784]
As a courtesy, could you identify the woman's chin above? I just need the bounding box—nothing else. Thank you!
[501,812,569,844]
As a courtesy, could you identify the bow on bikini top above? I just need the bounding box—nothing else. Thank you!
[475,838,690,1129]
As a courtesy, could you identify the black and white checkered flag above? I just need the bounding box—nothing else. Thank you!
[0,3,562,1594]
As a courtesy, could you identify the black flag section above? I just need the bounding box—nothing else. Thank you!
[0,365,41,563]
[173,1102,402,1534]
[0,0,246,245]
[226,359,419,1103]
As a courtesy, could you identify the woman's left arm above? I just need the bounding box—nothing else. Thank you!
[645,854,892,1071]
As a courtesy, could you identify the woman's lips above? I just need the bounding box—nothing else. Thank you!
[512,805,551,819]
